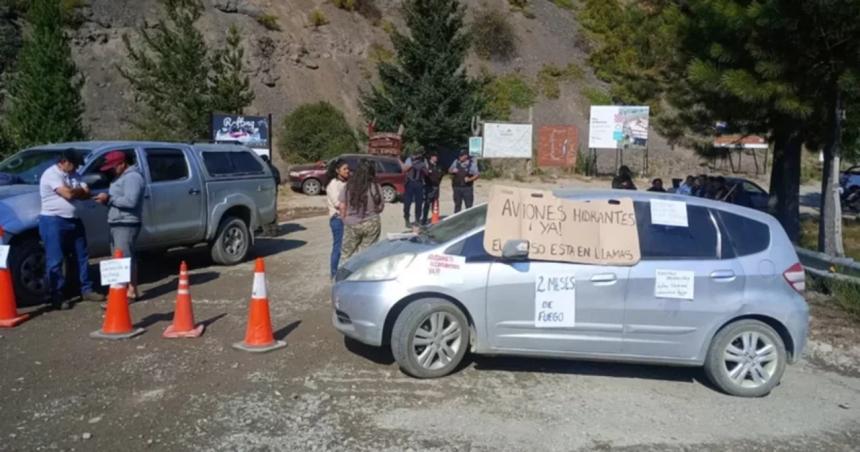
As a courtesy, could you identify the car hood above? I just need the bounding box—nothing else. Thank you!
[0,185,40,235]
[290,163,324,173]
[342,235,437,272]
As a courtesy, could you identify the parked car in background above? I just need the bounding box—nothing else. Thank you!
[840,166,860,211]
[332,190,808,397]
[723,177,769,211]
[0,141,277,303]
[288,154,405,203]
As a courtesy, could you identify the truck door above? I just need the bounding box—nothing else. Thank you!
[77,148,138,257]
[141,146,205,247]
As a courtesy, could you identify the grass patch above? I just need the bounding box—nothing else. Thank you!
[309,9,329,28]
[831,280,860,319]
[537,63,587,99]
[551,0,575,10]
[581,86,612,105]
[380,20,396,34]
[368,43,394,64]
[800,217,860,261]
[332,0,357,10]
[257,13,281,31]
[471,7,517,61]
[482,73,536,120]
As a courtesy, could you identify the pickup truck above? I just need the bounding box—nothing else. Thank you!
[0,141,277,303]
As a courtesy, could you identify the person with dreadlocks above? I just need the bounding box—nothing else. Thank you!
[338,159,385,260]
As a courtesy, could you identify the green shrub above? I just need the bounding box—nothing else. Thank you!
[551,0,575,10]
[60,0,85,28]
[279,102,358,163]
[581,86,612,105]
[368,43,394,64]
[332,0,357,10]
[575,147,595,175]
[481,73,536,120]
[256,13,281,31]
[309,9,329,28]
[508,0,528,9]
[380,19,396,34]
[471,7,517,61]
[538,65,563,99]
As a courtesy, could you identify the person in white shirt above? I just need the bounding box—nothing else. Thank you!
[326,159,350,279]
[38,150,104,310]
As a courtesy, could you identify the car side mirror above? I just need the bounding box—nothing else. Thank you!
[502,240,529,260]
[82,173,107,189]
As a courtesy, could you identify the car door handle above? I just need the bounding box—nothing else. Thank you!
[257,185,263,192]
[710,270,736,281]
[590,273,617,285]
[188,188,201,195]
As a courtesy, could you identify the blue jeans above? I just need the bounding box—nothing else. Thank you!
[38,215,93,301]
[330,216,344,278]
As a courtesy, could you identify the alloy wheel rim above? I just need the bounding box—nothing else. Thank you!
[223,225,246,256]
[21,252,46,294]
[722,331,779,389]
[305,180,320,195]
[382,187,396,203]
[412,312,462,370]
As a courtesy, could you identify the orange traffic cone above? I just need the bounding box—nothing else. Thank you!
[431,198,441,225]
[233,258,286,353]
[0,227,28,328]
[163,261,204,338]
[90,250,144,340]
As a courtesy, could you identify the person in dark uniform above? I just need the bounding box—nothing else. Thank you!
[449,149,479,213]
[420,152,443,225]
[402,149,428,228]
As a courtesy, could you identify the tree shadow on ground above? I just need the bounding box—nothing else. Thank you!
[253,238,306,258]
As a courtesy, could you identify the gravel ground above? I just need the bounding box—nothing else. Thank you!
[0,179,857,452]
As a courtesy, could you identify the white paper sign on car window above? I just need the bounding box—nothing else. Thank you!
[425,254,465,284]
[100,258,132,286]
[650,199,688,227]
[0,245,9,269]
[535,273,576,328]
[655,269,695,300]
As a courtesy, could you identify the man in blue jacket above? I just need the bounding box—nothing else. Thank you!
[94,151,145,300]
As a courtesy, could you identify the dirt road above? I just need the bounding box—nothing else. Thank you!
[1,181,858,452]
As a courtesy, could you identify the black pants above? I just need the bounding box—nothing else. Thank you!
[403,182,424,223]
[421,185,440,224]
[453,186,474,213]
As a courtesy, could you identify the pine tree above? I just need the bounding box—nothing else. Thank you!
[2,0,84,149]
[209,25,254,115]
[119,0,211,141]
[359,0,483,150]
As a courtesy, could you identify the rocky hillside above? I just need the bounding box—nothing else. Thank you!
[41,0,701,174]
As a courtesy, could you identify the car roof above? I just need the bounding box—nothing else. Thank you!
[553,188,778,226]
[25,141,254,153]
[339,153,400,161]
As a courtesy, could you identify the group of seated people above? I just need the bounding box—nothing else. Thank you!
[611,166,751,206]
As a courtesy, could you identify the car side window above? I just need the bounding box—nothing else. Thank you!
[634,201,719,260]
[202,152,233,175]
[714,209,770,258]
[382,160,402,174]
[203,151,265,176]
[743,182,764,194]
[145,148,189,183]
[445,230,491,262]
[83,149,136,190]
[231,152,265,174]
[375,160,386,175]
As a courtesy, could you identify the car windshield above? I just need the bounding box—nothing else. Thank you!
[0,148,90,185]
[420,204,488,244]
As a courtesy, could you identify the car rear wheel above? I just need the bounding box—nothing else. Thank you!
[704,319,786,397]
[210,216,251,265]
[302,178,322,196]
[381,185,397,203]
[391,299,469,378]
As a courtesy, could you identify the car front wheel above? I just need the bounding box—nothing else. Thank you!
[302,178,322,196]
[381,185,397,203]
[704,319,787,397]
[391,299,470,378]
[210,216,251,265]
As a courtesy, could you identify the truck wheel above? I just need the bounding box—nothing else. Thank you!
[8,237,48,306]
[381,185,398,203]
[210,216,251,265]
[391,299,470,379]
[302,178,322,196]
[704,319,787,397]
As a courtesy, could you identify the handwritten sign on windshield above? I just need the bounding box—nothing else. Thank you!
[483,185,641,265]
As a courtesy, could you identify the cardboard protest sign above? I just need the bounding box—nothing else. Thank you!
[482,185,641,266]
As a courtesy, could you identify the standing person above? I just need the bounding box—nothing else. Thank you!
[449,149,479,213]
[94,151,145,300]
[612,165,636,190]
[420,152,443,225]
[402,149,427,228]
[339,159,385,260]
[676,175,695,195]
[647,178,667,192]
[325,159,349,279]
[38,150,104,310]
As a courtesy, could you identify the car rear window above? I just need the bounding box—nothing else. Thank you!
[634,201,719,260]
[714,209,770,257]
[203,151,265,176]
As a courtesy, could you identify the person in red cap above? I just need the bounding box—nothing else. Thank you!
[94,151,145,299]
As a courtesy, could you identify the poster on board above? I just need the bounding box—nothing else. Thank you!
[469,136,483,158]
[211,113,271,157]
[588,106,650,149]
[482,185,641,266]
[482,123,533,158]
[537,125,578,167]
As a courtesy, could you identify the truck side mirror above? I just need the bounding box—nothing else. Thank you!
[502,240,529,261]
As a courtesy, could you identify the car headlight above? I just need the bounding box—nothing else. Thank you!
[346,253,415,282]
[289,172,300,178]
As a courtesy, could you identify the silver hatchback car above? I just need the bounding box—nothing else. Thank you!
[332,189,809,397]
